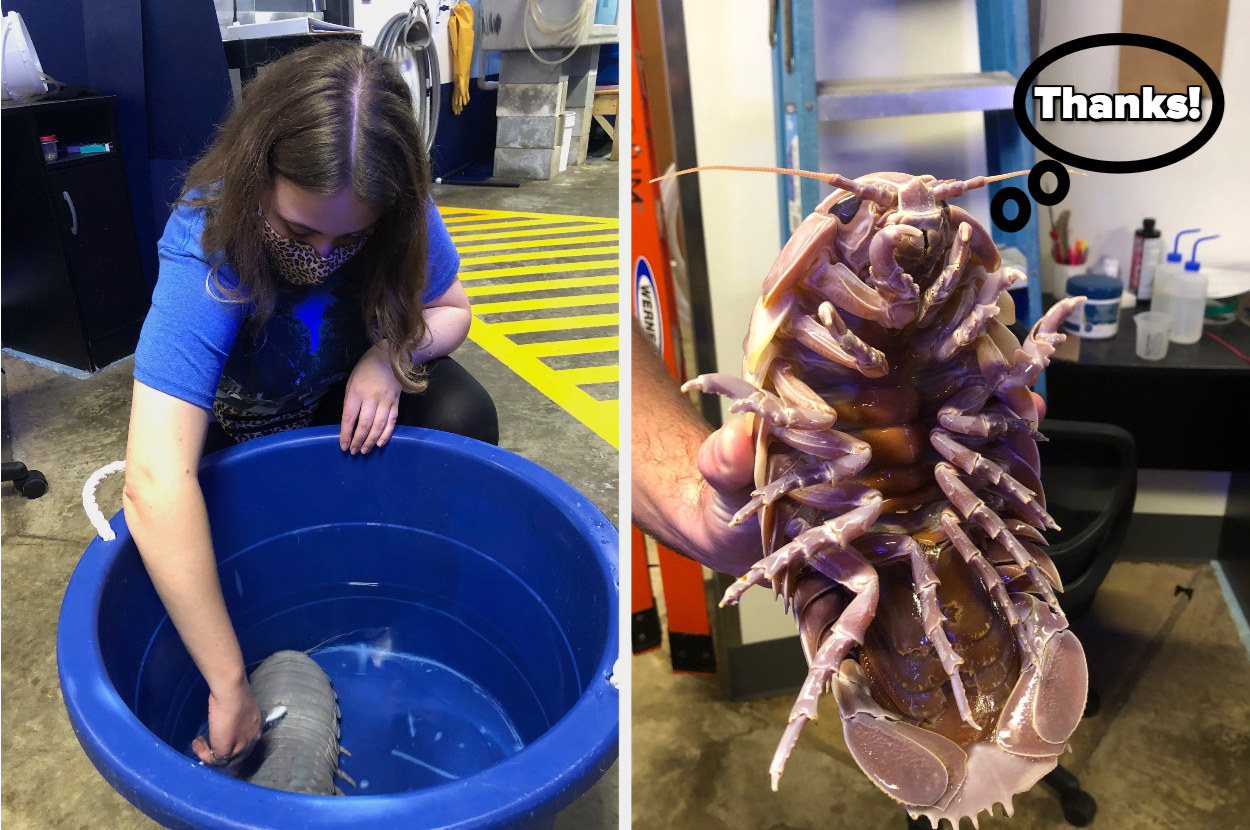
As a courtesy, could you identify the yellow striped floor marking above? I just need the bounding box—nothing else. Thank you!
[487,314,617,335]
[449,225,614,243]
[443,206,619,448]
[472,293,616,315]
[464,275,618,296]
[520,336,618,356]
[456,234,617,253]
[444,217,578,232]
[448,207,618,224]
[457,260,618,280]
[460,246,618,265]
[556,365,617,384]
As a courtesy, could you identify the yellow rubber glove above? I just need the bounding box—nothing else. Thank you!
[449,1,474,115]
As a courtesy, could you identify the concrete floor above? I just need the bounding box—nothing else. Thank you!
[0,155,618,828]
[633,559,1250,829]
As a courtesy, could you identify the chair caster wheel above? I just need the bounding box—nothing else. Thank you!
[1060,790,1097,826]
[14,469,48,498]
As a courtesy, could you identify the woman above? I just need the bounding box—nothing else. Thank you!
[122,41,497,770]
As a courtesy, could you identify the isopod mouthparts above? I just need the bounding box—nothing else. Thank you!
[689,167,1087,828]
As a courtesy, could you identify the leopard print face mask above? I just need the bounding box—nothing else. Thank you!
[260,219,369,286]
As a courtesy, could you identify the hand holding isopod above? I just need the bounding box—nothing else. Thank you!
[630,322,761,577]
[192,675,261,769]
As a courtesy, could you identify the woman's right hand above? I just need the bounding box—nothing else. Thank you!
[192,676,261,768]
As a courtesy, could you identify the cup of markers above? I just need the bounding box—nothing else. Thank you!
[1045,208,1088,297]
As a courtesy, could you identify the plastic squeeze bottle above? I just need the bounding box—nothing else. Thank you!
[1153,228,1201,318]
[1169,235,1219,344]
[1130,218,1163,301]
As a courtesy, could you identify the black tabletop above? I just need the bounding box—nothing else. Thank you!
[1053,299,1250,373]
[1044,298,1250,471]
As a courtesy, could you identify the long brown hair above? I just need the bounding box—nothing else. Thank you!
[181,41,433,392]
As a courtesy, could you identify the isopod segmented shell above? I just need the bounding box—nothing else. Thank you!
[232,650,349,795]
[685,169,1088,828]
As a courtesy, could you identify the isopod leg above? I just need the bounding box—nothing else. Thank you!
[937,464,1066,622]
[790,314,889,378]
[932,267,1016,360]
[930,430,1055,530]
[867,224,922,327]
[733,451,869,526]
[771,361,838,415]
[937,384,1038,441]
[983,297,1082,392]
[804,259,900,329]
[941,510,1039,664]
[858,532,978,729]
[769,544,880,791]
[817,302,890,377]
[946,203,1001,268]
[904,538,978,729]
[722,493,883,605]
[918,221,972,326]
[683,373,835,429]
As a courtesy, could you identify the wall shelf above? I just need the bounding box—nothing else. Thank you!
[772,0,1042,330]
[816,70,1017,120]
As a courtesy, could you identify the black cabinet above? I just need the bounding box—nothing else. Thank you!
[2,95,150,372]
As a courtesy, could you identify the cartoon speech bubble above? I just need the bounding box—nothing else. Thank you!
[1013,33,1224,174]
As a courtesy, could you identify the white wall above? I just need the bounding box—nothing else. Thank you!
[682,0,788,644]
[682,0,782,391]
[1033,0,1249,280]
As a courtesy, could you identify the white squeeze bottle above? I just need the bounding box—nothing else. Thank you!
[1153,228,1201,318]
[1170,234,1219,344]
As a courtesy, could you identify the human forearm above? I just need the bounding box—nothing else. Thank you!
[122,381,247,697]
[122,473,247,696]
[410,303,471,363]
[630,322,762,576]
[411,279,473,364]
[630,323,715,556]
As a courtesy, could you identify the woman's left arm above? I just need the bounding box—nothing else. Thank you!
[410,279,472,363]
[340,279,472,454]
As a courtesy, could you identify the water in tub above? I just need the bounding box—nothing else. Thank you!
[187,623,531,794]
[318,630,526,791]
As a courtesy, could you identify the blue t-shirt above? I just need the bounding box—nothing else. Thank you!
[135,198,458,416]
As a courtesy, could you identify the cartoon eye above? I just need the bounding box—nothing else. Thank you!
[832,194,862,224]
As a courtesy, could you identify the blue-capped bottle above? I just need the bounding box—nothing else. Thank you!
[1153,228,1200,318]
[1170,235,1218,344]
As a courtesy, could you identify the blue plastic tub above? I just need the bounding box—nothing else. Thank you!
[57,427,618,829]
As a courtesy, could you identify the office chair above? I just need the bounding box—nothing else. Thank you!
[2,460,47,498]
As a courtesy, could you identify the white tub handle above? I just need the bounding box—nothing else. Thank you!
[83,460,126,541]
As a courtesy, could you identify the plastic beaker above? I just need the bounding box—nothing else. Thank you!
[1134,311,1171,361]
